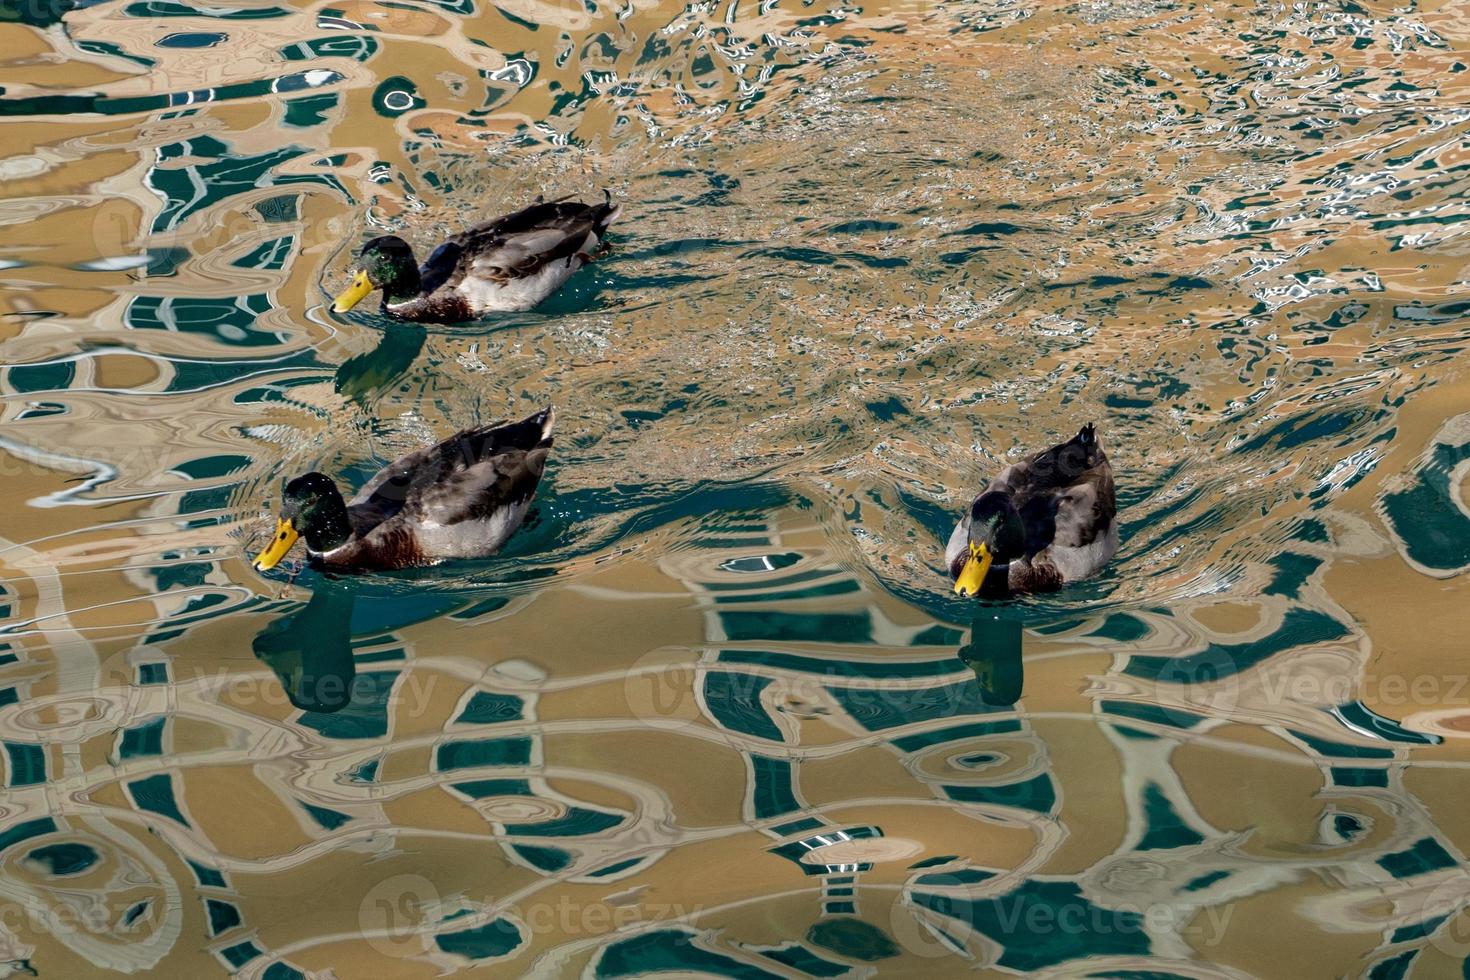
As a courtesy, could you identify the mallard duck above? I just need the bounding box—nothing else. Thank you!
[331,193,621,322]
[252,407,554,572]
[948,423,1117,597]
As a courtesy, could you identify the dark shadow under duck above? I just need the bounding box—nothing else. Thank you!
[252,581,356,713]
[331,193,621,323]
[948,423,1117,597]
[958,612,1024,706]
[334,320,426,408]
[253,407,554,573]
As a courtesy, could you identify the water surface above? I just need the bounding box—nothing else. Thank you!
[2,0,1470,975]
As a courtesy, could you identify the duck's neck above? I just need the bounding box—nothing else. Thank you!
[380,252,424,306]
[982,559,1012,598]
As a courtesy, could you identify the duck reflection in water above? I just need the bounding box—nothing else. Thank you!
[958,611,1023,707]
[252,580,357,713]
[333,321,426,408]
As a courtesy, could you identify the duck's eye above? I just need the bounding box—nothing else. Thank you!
[279,532,287,540]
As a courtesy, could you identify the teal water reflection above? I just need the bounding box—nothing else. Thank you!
[333,322,426,408]
[3,0,1470,973]
[252,581,356,713]
[958,613,1023,707]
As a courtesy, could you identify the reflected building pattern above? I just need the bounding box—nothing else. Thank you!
[5,486,1467,974]
[1,0,1469,973]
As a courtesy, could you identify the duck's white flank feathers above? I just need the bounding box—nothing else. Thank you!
[455,244,594,313]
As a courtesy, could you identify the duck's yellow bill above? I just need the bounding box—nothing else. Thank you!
[332,270,373,313]
[254,519,299,571]
[954,542,993,597]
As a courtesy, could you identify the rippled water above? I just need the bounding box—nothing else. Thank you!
[2,0,1470,974]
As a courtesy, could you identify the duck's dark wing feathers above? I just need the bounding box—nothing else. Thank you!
[407,444,550,526]
[1017,494,1060,559]
[347,410,553,530]
[1011,423,1107,494]
[418,241,463,294]
[458,194,618,238]
[988,424,1115,556]
[437,197,619,287]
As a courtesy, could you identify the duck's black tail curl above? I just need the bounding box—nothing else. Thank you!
[594,189,622,231]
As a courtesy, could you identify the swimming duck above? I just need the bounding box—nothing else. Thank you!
[253,407,555,572]
[331,193,621,322]
[948,423,1117,596]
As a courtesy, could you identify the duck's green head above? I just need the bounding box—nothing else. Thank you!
[253,473,352,571]
[332,236,421,312]
[953,492,1026,596]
